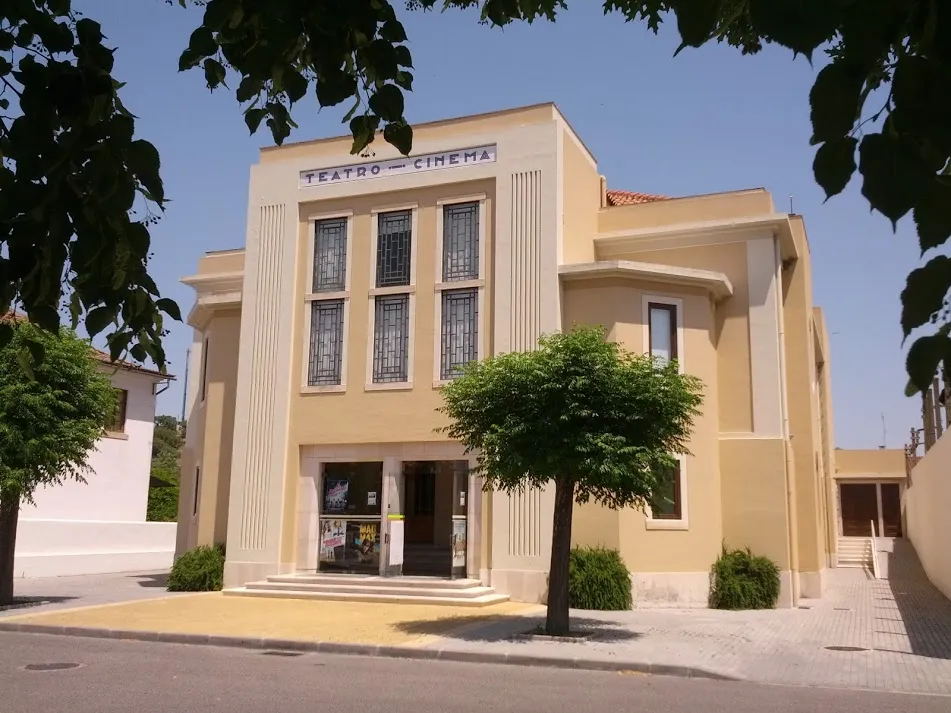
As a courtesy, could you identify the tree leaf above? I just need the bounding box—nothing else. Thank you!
[809,60,865,144]
[670,0,722,49]
[244,107,267,134]
[748,0,838,58]
[906,332,951,393]
[900,256,951,336]
[187,26,218,60]
[26,339,46,369]
[203,58,227,88]
[127,139,165,204]
[75,18,103,46]
[0,322,12,351]
[349,114,380,154]
[380,20,408,43]
[156,298,183,322]
[85,305,117,338]
[316,72,358,108]
[813,136,857,199]
[236,76,261,103]
[913,177,951,254]
[368,83,404,122]
[859,133,931,226]
[383,119,413,156]
[284,70,308,103]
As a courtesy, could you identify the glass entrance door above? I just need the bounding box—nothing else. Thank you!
[318,462,383,574]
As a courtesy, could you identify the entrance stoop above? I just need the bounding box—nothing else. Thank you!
[225,573,510,606]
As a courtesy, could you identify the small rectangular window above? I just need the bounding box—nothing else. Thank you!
[440,288,478,380]
[653,463,682,519]
[193,466,201,516]
[648,302,677,362]
[372,294,410,382]
[442,202,479,281]
[312,218,348,292]
[106,389,128,432]
[307,300,345,385]
[376,211,412,287]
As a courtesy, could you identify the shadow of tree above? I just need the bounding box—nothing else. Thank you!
[129,573,168,589]
[0,595,77,613]
[393,613,643,643]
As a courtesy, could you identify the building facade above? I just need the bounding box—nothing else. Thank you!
[16,357,177,578]
[179,103,855,607]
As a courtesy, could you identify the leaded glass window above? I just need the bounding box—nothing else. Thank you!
[372,295,410,382]
[440,288,478,380]
[307,300,345,385]
[442,202,479,281]
[376,211,412,287]
[313,218,348,293]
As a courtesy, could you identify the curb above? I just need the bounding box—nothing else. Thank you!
[0,621,737,681]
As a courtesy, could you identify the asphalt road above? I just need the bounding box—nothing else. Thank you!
[1,632,948,713]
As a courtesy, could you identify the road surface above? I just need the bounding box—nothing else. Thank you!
[1,632,946,713]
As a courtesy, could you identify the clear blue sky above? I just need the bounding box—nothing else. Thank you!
[80,1,924,449]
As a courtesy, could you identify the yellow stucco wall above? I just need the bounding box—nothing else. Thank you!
[596,189,775,234]
[560,129,600,264]
[835,448,907,478]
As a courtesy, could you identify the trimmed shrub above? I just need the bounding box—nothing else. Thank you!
[568,546,632,610]
[147,486,179,522]
[709,546,780,610]
[168,544,225,592]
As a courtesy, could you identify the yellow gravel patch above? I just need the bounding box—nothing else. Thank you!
[6,593,537,646]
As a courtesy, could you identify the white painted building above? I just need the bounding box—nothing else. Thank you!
[13,355,178,578]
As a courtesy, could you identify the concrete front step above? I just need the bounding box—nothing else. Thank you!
[245,580,498,599]
[265,574,483,589]
[224,587,510,607]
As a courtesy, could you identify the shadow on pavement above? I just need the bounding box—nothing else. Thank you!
[129,573,168,589]
[0,596,77,613]
[394,613,643,643]
[880,539,951,660]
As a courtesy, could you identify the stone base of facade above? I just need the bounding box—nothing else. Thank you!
[489,569,549,604]
[630,571,710,608]
[223,560,295,589]
[798,569,826,599]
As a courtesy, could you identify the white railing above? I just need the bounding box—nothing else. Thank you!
[870,519,881,579]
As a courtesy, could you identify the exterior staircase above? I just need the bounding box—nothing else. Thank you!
[225,573,510,606]
[837,536,874,569]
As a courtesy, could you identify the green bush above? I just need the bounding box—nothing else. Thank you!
[567,546,632,610]
[168,544,225,592]
[709,546,780,610]
[147,486,179,522]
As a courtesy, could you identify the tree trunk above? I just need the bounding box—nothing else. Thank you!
[545,478,575,636]
[0,491,20,605]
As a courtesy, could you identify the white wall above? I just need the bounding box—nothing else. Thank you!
[20,367,157,523]
[905,429,951,600]
[14,366,177,577]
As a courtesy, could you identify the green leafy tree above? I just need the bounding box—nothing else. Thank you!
[439,326,703,635]
[4,1,949,392]
[147,414,183,522]
[0,317,115,604]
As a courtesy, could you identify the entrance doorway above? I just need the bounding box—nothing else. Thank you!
[401,460,469,578]
[839,481,903,538]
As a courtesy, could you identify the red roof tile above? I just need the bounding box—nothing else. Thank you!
[605,190,670,207]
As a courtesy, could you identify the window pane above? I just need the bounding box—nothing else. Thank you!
[442,202,479,281]
[106,389,128,432]
[649,304,676,361]
[441,289,478,380]
[308,300,345,385]
[372,294,409,382]
[653,463,681,519]
[313,218,347,292]
[376,211,412,287]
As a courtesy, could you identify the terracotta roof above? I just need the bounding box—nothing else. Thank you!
[2,311,173,380]
[605,190,670,207]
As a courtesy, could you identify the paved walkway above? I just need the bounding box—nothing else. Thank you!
[420,539,951,693]
[0,570,183,618]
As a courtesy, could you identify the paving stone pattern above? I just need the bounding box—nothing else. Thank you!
[424,540,951,694]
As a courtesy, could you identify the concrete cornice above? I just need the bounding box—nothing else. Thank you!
[595,214,800,262]
[559,260,734,301]
[180,271,245,294]
[187,290,242,329]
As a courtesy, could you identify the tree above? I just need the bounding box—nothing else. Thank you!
[0,316,115,604]
[4,2,949,393]
[148,414,183,522]
[439,326,703,635]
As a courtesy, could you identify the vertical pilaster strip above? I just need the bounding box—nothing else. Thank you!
[747,237,784,437]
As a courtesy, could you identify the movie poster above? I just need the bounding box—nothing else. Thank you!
[345,521,380,568]
[319,519,346,564]
[451,519,467,569]
[323,479,349,514]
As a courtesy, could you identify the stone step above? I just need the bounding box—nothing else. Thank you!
[265,574,483,589]
[245,580,497,598]
[224,587,510,607]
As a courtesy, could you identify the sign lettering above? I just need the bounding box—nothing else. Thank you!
[300,145,497,188]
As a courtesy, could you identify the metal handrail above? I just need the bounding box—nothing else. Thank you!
[869,519,881,579]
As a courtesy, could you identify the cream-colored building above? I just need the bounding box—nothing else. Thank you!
[178,103,887,608]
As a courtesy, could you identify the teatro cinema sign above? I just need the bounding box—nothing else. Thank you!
[299,144,497,189]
